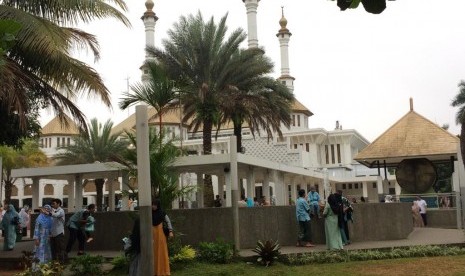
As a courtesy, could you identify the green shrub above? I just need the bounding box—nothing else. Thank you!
[252,239,281,266]
[197,239,234,264]
[284,245,465,266]
[69,254,105,276]
[111,254,129,271]
[171,245,196,263]
[16,251,64,276]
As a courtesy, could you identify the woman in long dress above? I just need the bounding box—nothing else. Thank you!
[152,199,173,276]
[323,194,343,250]
[33,205,53,264]
[412,201,424,227]
[1,204,21,251]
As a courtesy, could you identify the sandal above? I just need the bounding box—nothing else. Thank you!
[304,243,315,247]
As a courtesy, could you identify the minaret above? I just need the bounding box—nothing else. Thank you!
[243,0,260,48]
[276,7,294,92]
[140,0,158,82]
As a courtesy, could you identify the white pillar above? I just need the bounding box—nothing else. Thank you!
[243,0,260,48]
[74,174,83,210]
[263,170,270,203]
[274,171,286,206]
[120,171,129,211]
[362,181,368,199]
[377,175,383,202]
[246,167,255,203]
[142,0,157,59]
[173,174,180,209]
[196,172,204,208]
[225,171,232,207]
[67,176,75,212]
[290,177,297,205]
[136,104,154,276]
[218,174,225,207]
[32,177,40,210]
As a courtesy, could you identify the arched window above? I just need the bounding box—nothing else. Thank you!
[44,184,54,196]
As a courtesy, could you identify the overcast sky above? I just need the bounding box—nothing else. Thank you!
[39,0,465,141]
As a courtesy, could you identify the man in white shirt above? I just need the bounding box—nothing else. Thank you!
[416,196,427,226]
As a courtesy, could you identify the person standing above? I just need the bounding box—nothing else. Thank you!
[49,198,66,263]
[296,189,314,247]
[335,190,353,245]
[19,205,30,237]
[65,204,96,256]
[33,205,53,265]
[416,196,428,226]
[152,199,173,275]
[323,194,343,250]
[1,204,21,251]
[307,186,321,218]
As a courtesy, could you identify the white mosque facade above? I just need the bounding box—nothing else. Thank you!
[6,0,398,210]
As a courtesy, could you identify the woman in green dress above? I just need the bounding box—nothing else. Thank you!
[323,194,343,250]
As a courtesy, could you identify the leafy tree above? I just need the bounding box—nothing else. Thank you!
[147,12,292,206]
[0,0,130,132]
[53,118,129,211]
[119,62,178,151]
[0,139,48,202]
[332,0,388,14]
[114,129,194,210]
[451,80,465,172]
[0,19,21,67]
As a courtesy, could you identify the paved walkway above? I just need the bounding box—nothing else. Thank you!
[1,227,464,261]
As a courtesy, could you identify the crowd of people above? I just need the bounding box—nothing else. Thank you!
[0,198,96,270]
[295,188,354,250]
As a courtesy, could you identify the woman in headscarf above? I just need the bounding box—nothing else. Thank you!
[152,199,173,276]
[19,205,30,237]
[323,194,343,250]
[33,205,53,264]
[1,204,21,251]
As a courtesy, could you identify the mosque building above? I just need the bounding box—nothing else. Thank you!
[8,1,398,209]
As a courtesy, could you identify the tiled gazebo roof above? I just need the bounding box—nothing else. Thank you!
[354,99,458,168]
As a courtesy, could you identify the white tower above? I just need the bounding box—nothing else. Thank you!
[243,0,260,48]
[141,0,158,82]
[276,7,294,92]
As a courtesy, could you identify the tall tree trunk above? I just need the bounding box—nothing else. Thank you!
[203,118,214,207]
[95,178,105,212]
[4,179,12,203]
[234,124,242,153]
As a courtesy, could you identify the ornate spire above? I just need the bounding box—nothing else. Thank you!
[142,0,158,21]
[277,6,290,36]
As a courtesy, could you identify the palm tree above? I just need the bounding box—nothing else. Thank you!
[114,129,193,210]
[0,139,48,202]
[215,49,294,151]
[147,13,294,205]
[0,0,130,131]
[119,62,178,150]
[451,80,465,170]
[53,118,128,211]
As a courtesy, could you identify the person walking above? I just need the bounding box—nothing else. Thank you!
[323,194,343,250]
[49,198,66,263]
[65,204,96,256]
[152,199,173,275]
[296,189,314,247]
[33,205,53,265]
[416,196,428,226]
[1,204,21,251]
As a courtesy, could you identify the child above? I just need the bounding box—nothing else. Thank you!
[85,214,95,243]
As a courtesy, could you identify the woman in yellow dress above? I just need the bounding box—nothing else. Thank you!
[152,199,173,276]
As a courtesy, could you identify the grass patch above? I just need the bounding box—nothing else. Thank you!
[169,255,465,276]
